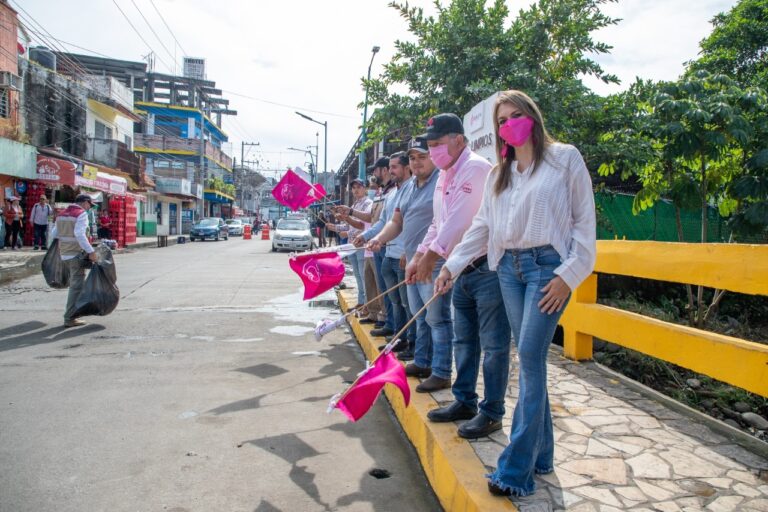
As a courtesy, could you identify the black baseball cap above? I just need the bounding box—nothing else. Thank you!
[75,194,94,205]
[366,156,390,171]
[407,136,428,154]
[421,113,464,140]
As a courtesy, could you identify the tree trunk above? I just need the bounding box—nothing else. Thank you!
[696,159,708,328]
[675,206,696,325]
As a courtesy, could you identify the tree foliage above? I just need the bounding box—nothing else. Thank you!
[690,0,768,87]
[365,0,619,144]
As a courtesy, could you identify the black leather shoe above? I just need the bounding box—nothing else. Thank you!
[458,413,502,439]
[488,481,512,497]
[415,375,451,393]
[370,327,394,337]
[404,363,431,378]
[359,317,376,324]
[374,321,385,328]
[427,401,476,423]
[397,348,414,361]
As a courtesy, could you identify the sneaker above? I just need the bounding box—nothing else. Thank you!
[64,318,86,328]
[33,246,39,250]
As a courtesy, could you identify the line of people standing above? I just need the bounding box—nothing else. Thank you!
[345,90,596,499]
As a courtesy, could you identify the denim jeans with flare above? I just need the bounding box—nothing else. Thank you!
[487,245,569,497]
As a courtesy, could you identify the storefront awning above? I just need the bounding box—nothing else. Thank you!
[77,171,127,196]
[36,155,77,186]
[203,189,234,203]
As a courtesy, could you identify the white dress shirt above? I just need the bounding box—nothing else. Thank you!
[444,143,596,291]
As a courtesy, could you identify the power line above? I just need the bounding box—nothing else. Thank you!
[109,0,174,74]
[148,0,188,57]
[129,0,177,73]
[222,89,357,119]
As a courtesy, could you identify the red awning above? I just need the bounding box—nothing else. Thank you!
[36,155,77,186]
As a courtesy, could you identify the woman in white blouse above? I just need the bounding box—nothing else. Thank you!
[435,90,596,497]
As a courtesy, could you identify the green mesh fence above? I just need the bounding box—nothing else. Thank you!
[596,192,730,242]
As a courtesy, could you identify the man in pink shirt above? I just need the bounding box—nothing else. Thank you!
[403,113,491,392]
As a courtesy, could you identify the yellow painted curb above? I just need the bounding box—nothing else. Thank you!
[338,290,516,512]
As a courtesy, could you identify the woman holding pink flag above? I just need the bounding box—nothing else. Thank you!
[436,90,596,497]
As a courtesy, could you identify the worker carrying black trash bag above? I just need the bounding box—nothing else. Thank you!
[71,243,119,318]
[49,194,117,327]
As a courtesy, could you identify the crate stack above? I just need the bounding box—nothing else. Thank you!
[124,197,137,245]
[22,182,49,246]
[108,197,128,248]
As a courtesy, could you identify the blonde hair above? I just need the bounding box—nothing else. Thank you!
[493,90,554,195]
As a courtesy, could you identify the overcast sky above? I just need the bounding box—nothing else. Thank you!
[16,0,737,177]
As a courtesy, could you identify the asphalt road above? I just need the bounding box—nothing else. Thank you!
[0,237,439,512]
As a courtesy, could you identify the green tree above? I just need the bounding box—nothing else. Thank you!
[365,0,619,145]
[599,71,768,326]
[689,0,768,87]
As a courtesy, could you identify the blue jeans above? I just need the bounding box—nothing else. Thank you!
[349,250,366,305]
[373,251,393,331]
[408,264,453,379]
[488,245,569,497]
[380,256,413,341]
[451,260,511,421]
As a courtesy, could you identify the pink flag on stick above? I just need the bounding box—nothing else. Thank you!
[289,252,346,300]
[271,169,313,211]
[299,183,327,209]
[333,351,410,422]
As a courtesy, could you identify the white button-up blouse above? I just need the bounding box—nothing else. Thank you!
[444,143,597,291]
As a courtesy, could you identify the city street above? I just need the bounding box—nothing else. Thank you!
[0,238,439,512]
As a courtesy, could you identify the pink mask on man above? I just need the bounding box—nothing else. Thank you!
[428,144,454,169]
[499,116,534,158]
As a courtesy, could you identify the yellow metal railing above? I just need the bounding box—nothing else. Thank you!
[559,240,768,397]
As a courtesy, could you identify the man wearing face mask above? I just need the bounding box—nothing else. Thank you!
[350,153,414,347]
[367,137,439,364]
[404,113,492,393]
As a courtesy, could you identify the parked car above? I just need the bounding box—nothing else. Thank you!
[272,218,312,252]
[225,219,244,236]
[189,218,229,241]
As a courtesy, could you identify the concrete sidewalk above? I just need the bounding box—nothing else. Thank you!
[0,236,178,285]
[338,288,768,512]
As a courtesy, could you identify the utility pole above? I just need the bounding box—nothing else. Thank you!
[240,141,260,214]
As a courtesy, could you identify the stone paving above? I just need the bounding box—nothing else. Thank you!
[427,348,768,511]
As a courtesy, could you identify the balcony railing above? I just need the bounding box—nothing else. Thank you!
[134,134,233,170]
[85,138,144,178]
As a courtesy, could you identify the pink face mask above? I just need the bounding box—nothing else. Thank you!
[428,144,454,170]
[499,117,534,157]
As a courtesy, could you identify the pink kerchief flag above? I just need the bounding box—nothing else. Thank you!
[333,351,410,422]
[271,169,313,211]
[289,252,346,300]
[299,183,327,209]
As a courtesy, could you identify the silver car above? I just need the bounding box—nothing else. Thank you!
[271,218,313,252]
[225,219,244,236]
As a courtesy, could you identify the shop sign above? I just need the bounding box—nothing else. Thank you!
[83,164,98,180]
[155,177,192,196]
[36,155,77,185]
[15,181,27,194]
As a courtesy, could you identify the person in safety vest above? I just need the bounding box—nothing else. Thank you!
[51,194,98,328]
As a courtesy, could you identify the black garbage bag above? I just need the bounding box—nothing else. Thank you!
[41,239,70,289]
[72,246,119,317]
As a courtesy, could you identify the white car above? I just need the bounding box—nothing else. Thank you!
[272,218,313,252]
[225,219,244,236]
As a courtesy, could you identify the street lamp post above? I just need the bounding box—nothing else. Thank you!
[358,45,380,181]
[295,111,327,185]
